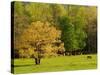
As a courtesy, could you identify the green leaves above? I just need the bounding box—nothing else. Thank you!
[58,15,87,51]
[13,2,97,58]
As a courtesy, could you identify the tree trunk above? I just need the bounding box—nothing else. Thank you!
[35,58,40,65]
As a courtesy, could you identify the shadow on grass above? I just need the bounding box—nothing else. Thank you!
[11,64,35,67]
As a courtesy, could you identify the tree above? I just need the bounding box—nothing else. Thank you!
[83,7,97,54]
[58,16,78,53]
[17,21,63,65]
[73,16,87,51]
[50,4,66,25]
[25,3,53,22]
[58,14,87,55]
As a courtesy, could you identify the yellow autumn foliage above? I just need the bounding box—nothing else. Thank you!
[16,21,64,58]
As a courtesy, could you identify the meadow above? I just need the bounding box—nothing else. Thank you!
[12,54,97,74]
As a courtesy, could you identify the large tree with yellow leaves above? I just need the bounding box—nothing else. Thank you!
[15,21,64,65]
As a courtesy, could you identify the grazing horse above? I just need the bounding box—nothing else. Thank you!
[87,56,92,59]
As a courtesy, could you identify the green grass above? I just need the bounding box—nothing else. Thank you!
[12,54,97,74]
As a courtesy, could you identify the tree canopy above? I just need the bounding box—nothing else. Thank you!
[12,2,97,59]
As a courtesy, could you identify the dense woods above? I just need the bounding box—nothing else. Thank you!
[12,2,97,65]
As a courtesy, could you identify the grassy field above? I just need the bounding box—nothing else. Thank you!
[12,54,97,74]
